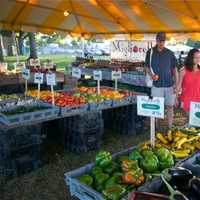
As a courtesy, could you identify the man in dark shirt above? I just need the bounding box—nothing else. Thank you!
[145,32,178,129]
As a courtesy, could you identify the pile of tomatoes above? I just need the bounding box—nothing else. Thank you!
[44,92,86,107]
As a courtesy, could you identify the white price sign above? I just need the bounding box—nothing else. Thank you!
[72,67,81,78]
[22,68,30,80]
[30,59,40,66]
[46,73,56,86]
[189,102,200,127]
[14,62,25,69]
[137,96,164,119]
[34,73,44,84]
[111,71,122,80]
[93,70,102,81]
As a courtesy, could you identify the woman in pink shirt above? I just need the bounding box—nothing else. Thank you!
[178,49,200,112]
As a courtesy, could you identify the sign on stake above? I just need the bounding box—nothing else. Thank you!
[93,70,102,94]
[137,96,164,147]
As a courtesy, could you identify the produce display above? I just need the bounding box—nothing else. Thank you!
[1,104,50,116]
[78,148,174,200]
[27,87,135,107]
[139,127,200,159]
[0,94,35,109]
[72,57,145,73]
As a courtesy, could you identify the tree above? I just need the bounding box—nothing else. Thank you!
[28,32,37,59]
[0,33,4,62]
[17,31,27,55]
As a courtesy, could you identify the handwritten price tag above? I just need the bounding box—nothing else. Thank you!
[30,59,40,66]
[14,62,25,69]
[93,70,102,81]
[72,67,81,78]
[22,68,30,80]
[34,73,44,84]
[46,73,56,86]
[111,71,122,80]
[137,96,164,119]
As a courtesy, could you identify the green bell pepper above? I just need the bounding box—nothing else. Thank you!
[142,150,155,157]
[92,166,103,176]
[160,154,174,169]
[79,174,93,187]
[103,162,120,175]
[96,151,112,168]
[112,172,123,184]
[105,177,117,189]
[103,184,126,200]
[140,153,159,173]
[129,150,143,161]
[95,172,109,185]
[156,148,174,170]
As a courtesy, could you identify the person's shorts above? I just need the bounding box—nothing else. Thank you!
[151,86,175,106]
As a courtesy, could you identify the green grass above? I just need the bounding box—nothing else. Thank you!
[4,54,75,72]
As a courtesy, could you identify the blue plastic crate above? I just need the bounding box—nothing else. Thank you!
[64,146,136,200]
[112,98,130,107]
[89,102,105,111]
[0,101,59,126]
[60,104,89,117]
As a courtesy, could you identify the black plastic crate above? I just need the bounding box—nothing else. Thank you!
[66,125,104,153]
[0,159,17,176]
[16,155,41,175]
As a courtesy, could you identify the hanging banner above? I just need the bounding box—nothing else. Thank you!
[189,102,200,127]
[110,40,154,61]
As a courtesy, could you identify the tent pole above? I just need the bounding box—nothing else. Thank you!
[81,36,85,58]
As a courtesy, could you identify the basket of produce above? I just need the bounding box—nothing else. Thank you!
[64,145,175,200]
[0,100,59,126]
[27,90,89,117]
[139,127,200,159]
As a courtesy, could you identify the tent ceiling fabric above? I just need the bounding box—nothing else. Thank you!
[1,0,200,37]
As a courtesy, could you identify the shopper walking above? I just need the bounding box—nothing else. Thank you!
[145,32,178,129]
[178,49,200,113]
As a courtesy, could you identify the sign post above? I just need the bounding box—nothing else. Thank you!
[22,68,30,95]
[34,73,44,99]
[72,67,81,79]
[46,73,56,105]
[93,70,102,94]
[189,102,200,127]
[137,96,164,147]
[111,71,122,91]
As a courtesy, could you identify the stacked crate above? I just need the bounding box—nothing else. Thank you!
[0,124,42,176]
[103,105,145,135]
[60,111,104,153]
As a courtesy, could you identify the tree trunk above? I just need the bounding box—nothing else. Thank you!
[0,34,4,62]
[7,35,13,56]
[28,32,37,59]
[18,31,25,55]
